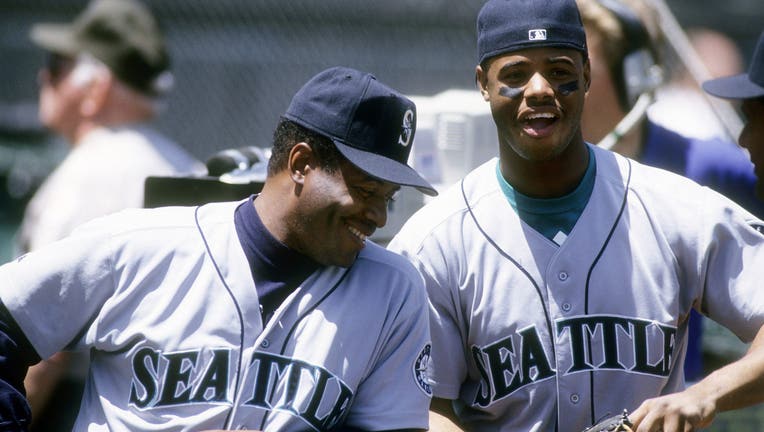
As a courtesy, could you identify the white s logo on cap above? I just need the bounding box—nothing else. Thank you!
[398,109,414,147]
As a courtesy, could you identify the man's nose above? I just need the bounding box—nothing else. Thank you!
[525,72,555,101]
[365,197,388,229]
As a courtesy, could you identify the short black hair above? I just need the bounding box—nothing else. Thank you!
[268,118,344,177]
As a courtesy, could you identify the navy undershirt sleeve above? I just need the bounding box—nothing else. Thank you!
[0,300,41,431]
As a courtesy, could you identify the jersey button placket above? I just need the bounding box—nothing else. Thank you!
[557,271,572,314]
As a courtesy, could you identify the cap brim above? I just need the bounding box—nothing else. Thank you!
[30,24,80,56]
[703,74,764,100]
[334,141,438,196]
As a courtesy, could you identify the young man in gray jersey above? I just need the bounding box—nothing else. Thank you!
[0,66,436,431]
[389,1,764,431]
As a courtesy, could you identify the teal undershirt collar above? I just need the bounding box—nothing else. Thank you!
[496,146,596,245]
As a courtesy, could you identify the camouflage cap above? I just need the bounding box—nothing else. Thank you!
[30,0,172,96]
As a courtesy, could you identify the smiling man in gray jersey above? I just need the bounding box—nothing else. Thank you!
[0,66,436,432]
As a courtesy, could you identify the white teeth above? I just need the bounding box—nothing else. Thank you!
[526,113,555,120]
[348,226,367,242]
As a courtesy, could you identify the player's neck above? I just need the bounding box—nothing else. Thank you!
[71,121,99,146]
[253,183,292,245]
[499,140,590,199]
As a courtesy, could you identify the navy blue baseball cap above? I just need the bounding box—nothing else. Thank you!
[284,66,437,196]
[703,31,764,100]
[477,0,588,65]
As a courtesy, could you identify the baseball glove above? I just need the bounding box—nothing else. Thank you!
[582,410,633,431]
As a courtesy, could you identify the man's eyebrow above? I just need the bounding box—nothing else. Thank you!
[376,181,401,194]
[497,56,575,74]
[497,59,529,74]
[547,56,576,66]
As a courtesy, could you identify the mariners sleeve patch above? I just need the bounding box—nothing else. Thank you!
[413,343,433,396]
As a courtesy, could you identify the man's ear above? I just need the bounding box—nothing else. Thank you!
[80,71,113,118]
[476,64,490,101]
[583,58,592,93]
[287,142,314,186]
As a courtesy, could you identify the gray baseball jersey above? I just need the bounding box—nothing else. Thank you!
[0,200,432,431]
[388,144,764,432]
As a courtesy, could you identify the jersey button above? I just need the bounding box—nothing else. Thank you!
[570,393,580,404]
[562,303,571,312]
[558,271,569,281]
[260,339,270,348]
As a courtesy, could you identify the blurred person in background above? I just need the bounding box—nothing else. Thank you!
[17,0,204,254]
[577,0,764,385]
[578,0,761,216]
[649,27,745,140]
[17,0,204,430]
[704,31,764,198]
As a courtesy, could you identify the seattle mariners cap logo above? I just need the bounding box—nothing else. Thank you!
[398,109,414,147]
[529,29,547,41]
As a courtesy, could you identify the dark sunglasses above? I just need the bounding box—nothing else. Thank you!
[45,52,75,82]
